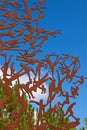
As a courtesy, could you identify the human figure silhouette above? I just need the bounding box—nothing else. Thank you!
[11,7,18,21]
[1,55,12,83]
[0,20,7,30]
[74,75,86,86]
[24,34,32,43]
[69,65,79,82]
[24,22,34,35]
[32,12,44,27]
[31,4,47,13]
[38,35,48,47]
[24,49,41,57]
[7,0,22,9]
[47,79,56,108]
[0,9,11,22]
[62,92,72,107]
[64,102,76,120]
[59,62,70,81]
[56,70,66,96]
[34,61,44,80]
[69,56,80,69]
[5,31,15,38]
[71,86,79,98]
[34,0,46,5]
[15,27,26,36]
[7,18,21,30]
[30,99,48,125]
[44,54,59,79]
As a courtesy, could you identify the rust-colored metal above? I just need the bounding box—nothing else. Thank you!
[0,0,86,130]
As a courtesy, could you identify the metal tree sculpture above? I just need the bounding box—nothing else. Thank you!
[0,0,86,130]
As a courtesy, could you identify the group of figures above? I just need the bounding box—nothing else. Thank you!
[0,0,86,130]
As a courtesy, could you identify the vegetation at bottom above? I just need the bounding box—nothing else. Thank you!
[0,81,86,130]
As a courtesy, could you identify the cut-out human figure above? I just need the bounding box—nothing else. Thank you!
[71,86,79,98]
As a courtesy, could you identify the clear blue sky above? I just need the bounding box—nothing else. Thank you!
[41,0,87,128]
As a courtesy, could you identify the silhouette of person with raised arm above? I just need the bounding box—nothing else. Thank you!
[44,54,59,79]
[30,99,48,125]
[62,92,72,107]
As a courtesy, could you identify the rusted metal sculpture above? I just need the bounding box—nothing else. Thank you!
[0,0,86,130]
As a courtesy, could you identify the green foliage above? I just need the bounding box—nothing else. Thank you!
[84,117,87,127]
[1,80,86,130]
[0,82,35,130]
[79,117,87,130]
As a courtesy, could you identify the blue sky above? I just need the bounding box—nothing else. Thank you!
[42,0,87,128]
[0,0,87,128]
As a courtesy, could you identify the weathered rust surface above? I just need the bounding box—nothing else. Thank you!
[0,0,86,129]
